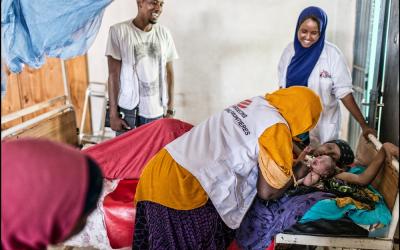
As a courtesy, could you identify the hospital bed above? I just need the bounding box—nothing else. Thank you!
[275,134,399,250]
[58,129,397,250]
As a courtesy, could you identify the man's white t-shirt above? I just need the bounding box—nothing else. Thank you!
[106,19,178,118]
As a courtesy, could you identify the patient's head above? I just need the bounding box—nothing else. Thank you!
[310,155,336,177]
[313,139,354,167]
[302,155,336,186]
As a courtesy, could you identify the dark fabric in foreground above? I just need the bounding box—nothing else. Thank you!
[83,157,104,215]
[133,201,235,250]
[284,217,368,236]
[236,192,334,250]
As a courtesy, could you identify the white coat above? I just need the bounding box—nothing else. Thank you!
[278,41,353,144]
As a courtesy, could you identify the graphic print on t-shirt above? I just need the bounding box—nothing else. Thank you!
[134,42,162,97]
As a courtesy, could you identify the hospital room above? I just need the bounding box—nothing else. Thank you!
[1,0,399,249]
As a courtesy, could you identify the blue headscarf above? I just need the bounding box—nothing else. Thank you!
[286,6,328,87]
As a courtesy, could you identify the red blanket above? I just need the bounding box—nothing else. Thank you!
[82,118,243,249]
[83,119,193,248]
[103,179,138,249]
[83,118,193,179]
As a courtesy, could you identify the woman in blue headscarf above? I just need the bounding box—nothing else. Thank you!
[278,6,375,146]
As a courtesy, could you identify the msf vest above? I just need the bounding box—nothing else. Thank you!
[166,96,288,229]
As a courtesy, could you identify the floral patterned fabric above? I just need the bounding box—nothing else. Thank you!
[321,177,379,210]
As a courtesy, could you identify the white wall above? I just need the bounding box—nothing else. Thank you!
[88,0,356,137]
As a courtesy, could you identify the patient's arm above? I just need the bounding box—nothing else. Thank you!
[335,143,398,186]
[301,172,320,186]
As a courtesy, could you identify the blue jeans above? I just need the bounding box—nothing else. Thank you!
[137,116,162,126]
[115,106,162,136]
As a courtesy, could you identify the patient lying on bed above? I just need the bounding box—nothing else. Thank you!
[236,141,398,250]
[62,118,398,250]
[294,146,337,186]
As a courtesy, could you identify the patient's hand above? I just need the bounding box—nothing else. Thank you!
[382,143,399,165]
[383,143,399,157]
[295,146,313,163]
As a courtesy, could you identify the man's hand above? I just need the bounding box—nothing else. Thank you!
[165,108,175,118]
[110,115,130,132]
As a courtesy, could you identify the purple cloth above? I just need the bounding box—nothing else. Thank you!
[133,201,235,250]
[236,192,334,250]
[286,6,328,87]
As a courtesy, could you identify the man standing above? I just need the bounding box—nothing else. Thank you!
[106,0,178,135]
